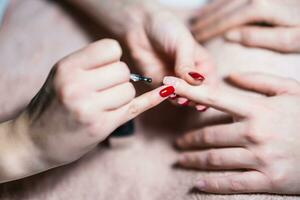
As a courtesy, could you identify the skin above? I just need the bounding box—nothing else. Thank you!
[164,73,300,194]
[66,0,215,85]
[191,0,300,53]
[0,39,171,183]
[1,0,300,199]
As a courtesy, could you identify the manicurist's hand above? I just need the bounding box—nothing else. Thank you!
[125,9,215,86]
[191,0,300,53]
[163,73,300,194]
[0,39,173,183]
[66,0,215,85]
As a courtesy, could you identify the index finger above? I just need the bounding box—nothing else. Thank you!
[111,85,175,125]
[163,76,257,117]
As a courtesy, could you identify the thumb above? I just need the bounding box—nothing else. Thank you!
[112,85,175,125]
[225,26,300,53]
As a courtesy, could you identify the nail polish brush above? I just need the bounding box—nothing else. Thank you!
[130,73,152,83]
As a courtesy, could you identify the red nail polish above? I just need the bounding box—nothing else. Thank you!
[159,86,175,97]
[189,72,205,81]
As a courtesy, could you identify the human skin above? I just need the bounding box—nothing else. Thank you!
[65,0,215,86]
[1,0,300,199]
[164,73,300,194]
[191,0,300,53]
[0,38,173,183]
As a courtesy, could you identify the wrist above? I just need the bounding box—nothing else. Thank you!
[0,114,51,182]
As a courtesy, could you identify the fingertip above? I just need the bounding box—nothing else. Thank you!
[224,30,242,42]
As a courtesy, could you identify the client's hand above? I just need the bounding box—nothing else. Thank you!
[2,39,173,182]
[126,10,215,85]
[163,73,300,194]
[191,0,300,53]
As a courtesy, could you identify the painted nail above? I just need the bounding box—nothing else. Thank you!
[188,72,205,81]
[159,86,175,97]
[196,180,206,190]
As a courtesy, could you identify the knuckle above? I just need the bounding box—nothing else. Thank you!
[243,125,262,144]
[206,150,222,168]
[58,84,78,104]
[55,59,72,77]
[240,29,255,44]
[228,179,247,192]
[201,128,214,145]
[127,100,142,117]
[72,102,93,124]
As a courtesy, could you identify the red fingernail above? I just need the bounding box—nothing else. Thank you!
[189,72,205,81]
[159,86,175,97]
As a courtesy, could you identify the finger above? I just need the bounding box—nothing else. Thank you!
[83,61,130,91]
[192,0,245,33]
[225,26,300,53]
[174,36,206,86]
[193,3,265,42]
[96,82,136,110]
[163,76,256,117]
[60,39,122,70]
[178,148,257,170]
[126,28,166,85]
[228,72,300,96]
[177,122,247,149]
[111,85,174,125]
[195,0,229,19]
[196,171,270,194]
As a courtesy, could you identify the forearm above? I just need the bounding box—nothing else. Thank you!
[66,0,164,38]
[0,114,50,183]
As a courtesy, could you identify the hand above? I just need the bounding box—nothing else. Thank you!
[191,0,300,53]
[163,73,300,194]
[17,39,172,169]
[126,10,215,85]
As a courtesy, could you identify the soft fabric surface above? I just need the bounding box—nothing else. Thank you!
[0,0,300,199]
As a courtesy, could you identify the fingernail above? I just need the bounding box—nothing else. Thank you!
[163,76,179,86]
[169,93,177,100]
[159,86,175,97]
[225,30,241,42]
[196,105,209,112]
[177,98,189,106]
[196,180,206,190]
[188,72,205,81]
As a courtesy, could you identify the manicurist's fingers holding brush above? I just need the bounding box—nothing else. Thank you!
[0,39,174,183]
